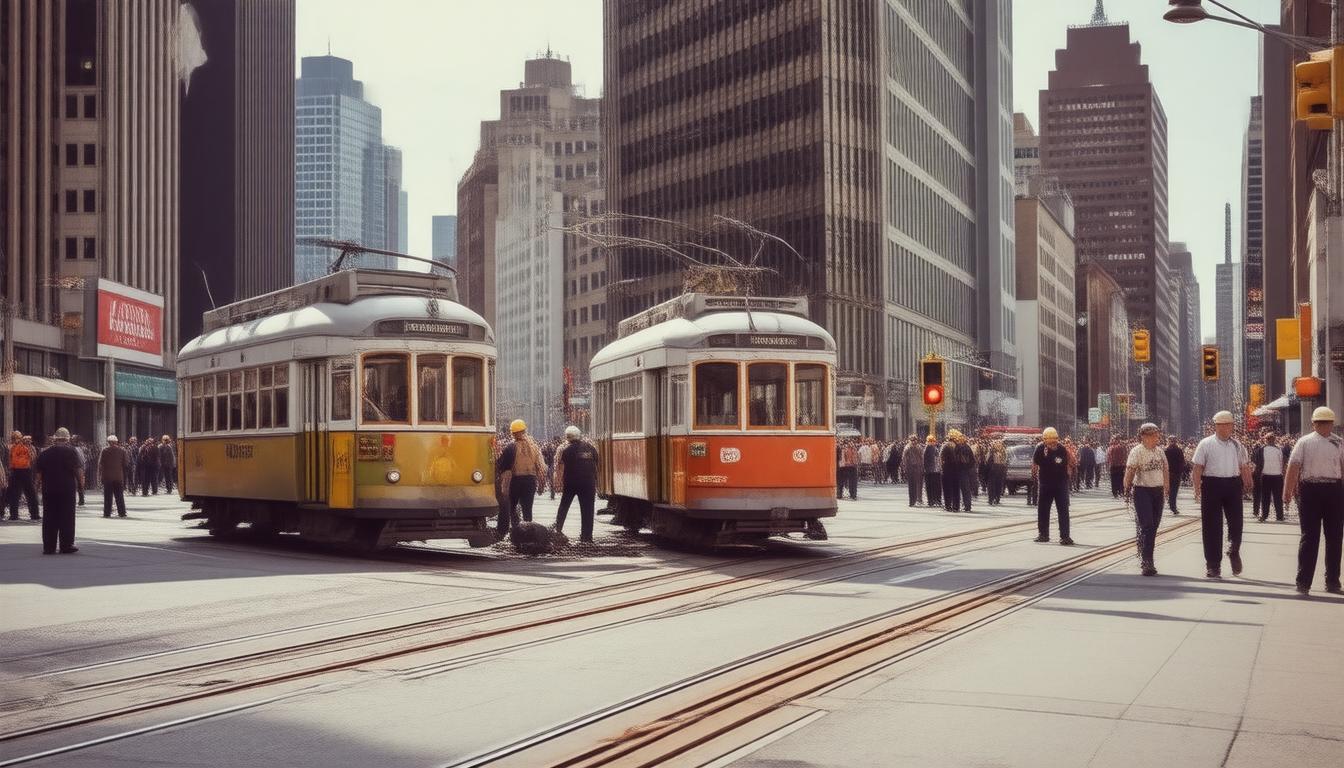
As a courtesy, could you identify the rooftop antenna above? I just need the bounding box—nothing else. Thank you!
[1089,0,1107,25]
[198,266,217,309]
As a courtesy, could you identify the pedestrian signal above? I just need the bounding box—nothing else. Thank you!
[1201,346,1219,381]
[1132,329,1151,363]
[920,357,945,409]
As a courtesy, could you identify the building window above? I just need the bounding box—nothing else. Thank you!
[65,144,78,166]
[65,95,78,118]
[64,237,77,259]
[84,94,96,118]
[82,237,95,260]
[83,189,95,212]
[83,144,95,164]
[65,190,78,213]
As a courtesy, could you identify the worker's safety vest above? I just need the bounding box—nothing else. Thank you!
[9,443,31,470]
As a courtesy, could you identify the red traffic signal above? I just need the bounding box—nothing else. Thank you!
[923,384,944,406]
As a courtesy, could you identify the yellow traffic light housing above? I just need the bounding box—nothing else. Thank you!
[1294,47,1344,130]
[1201,345,1220,381]
[1132,329,1151,363]
[1249,383,1266,410]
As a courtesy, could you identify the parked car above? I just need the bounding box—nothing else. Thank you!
[1006,444,1038,504]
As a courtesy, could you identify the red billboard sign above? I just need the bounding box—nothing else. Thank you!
[96,279,163,365]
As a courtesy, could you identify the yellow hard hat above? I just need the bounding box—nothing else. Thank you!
[948,429,963,440]
[1312,406,1337,422]
[1042,427,1059,439]
[926,435,937,444]
[510,419,527,434]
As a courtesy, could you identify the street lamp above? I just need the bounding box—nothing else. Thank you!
[1162,0,1328,52]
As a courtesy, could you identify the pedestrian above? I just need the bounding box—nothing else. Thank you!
[1033,427,1073,545]
[158,435,177,494]
[73,436,89,507]
[553,425,599,543]
[839,440,859,500]
[138,436,160,495]
[1282,407,1344,595]
[1065,438,1081,493]
[972,438,987,498]
[1191,410,1253,578]
[1253,433,1288,522]
[541,439,558,500]
[1107,435,1127,498]
[98,435,128,518]
[899,435,922,507]
[940,433,960,512]
[922,435,942,507]
[986,438,1007,506]
[1125,423,1169,577]
[6,430,39,521]
[494,419,546,537]
[1080,439,1098,490]
[1164,435,1185,515]
[126,437,139,495]
[879,440,895,485]
[33,427,83,554]
[857,439,875,484]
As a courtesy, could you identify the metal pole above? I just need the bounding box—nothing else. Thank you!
[1,296,13,441]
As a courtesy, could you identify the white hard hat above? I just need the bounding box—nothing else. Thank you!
[107,435,119,443]
[1212,411,1235,425]
[564,425,581,440]
[1312,406,1337,422]
[1139,422,1160,434]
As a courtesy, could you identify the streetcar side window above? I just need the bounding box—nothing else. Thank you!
[747,363,788,428]
[331,370,352,422]
[794,364,829,429]
[243,369,258,430]
[361,354,410,424]
[190,379,203,433]
[613,373,642,434]
[694,362,739,428]
[273,364,289,428]
[668,375,687,428]
[214,374,227,432]
[203,375,216,432]
[417,354,448,424]
[260,366,275,428]
[228,371,243,430]
[452,356,485,426]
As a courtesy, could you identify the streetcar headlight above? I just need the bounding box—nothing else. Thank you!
[471,470,484,484]
[386,469,401,484]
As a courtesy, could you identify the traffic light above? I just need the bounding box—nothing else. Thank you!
[920,357,945,408]
[1132,329,1151,363]
[1201,345,1220,381]
[1249,383,1265,410]
[1294,47,1344,131]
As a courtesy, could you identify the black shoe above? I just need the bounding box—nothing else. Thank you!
[1142,562,1158,577]
[59,547,79,554]
[1256,516,1265,523]
[103,514,111,518]
[1228,550,1243,576]
[30,515,40,521]
[1296,584,1311,595]
[118,514,127,518]
[1326,584,1343,594]
[1034,535,1050,543]
[1207,568,1222,579]
[1276,517,1285,522]
[1060,537,1074,546]
[42,549,56,555]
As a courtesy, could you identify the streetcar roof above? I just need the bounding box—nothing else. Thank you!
[178,295,493,360]
[590,310,835,369]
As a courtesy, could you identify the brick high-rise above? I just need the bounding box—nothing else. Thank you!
[1040,16,1176,427]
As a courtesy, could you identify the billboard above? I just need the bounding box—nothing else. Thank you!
[96,279,164,366]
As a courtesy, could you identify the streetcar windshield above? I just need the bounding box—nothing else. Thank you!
[794,364,828,429]
[362,353,410,423]
[452,356,485,425]
[417,354,447,424]
[695,362,739,427]
[747,363,788,427]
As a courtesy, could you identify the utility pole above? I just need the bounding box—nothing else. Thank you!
[1,245,14,441]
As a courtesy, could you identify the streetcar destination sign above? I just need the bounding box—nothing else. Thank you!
[376,320,471,338]
[706,333,825,350]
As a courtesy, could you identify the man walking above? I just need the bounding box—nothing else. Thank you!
[1192,411,1252,578]
[541,439,558,500]
[33,427,83,554]
[836,440,858,501]
[1079,440,1098,490]
[6,430,39,520]
[940,433,961,512]
[553,426,599,543]
[138,437,160,495]
[922,435,941,507]
[1253,433,1287,522]
[98,436,129,518]
[900,435,923,507]
[126,437,139,495]
[1033,427,1073,545]
[986,439,1008,506]
[1283,408,1344,595]
[1164,435,1186,515]
[1107,436,1128,498]
[1125,423,1169,577]
[158,435,177,495]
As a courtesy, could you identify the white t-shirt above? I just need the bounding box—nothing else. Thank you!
[858,444,874,465]
[1262,446,1284,476]
[1126,444,1168,488]
[1192,435,1249,478]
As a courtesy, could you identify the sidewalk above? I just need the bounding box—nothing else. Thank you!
[731,518,1344,768]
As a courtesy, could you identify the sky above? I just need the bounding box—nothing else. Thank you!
[295,0,1276,333]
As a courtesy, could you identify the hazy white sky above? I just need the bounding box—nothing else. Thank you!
[295,0,1275,333]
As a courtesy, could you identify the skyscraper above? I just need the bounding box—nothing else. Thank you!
[382,145,404,260]
[1215,203,1244,411]
[457,55,607,437]
[1260,28,1294,399]
[180,0,296,343]
[1039,10,1177,426]
[1,0,181,439]
[294,55,398,282]
[1170,243,1204,434]
[1242,96,1265,399]
[432,215,458,268]
[603,0,1017,437]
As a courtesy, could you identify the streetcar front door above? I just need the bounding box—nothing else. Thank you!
[300,361,329,504]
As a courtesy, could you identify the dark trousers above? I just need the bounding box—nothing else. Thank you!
[924,472,942,506]
[959,473,974,511]
[140,465,159,495]
[127,465,137,493]
[1167,480,1180,514]
[1296,481,1343,589]
[1037,483,1070,539]
[1200,476,1244,570]
[1109,467,1125,497]
[986,465,1006,505]
[906,472,923,506]
[1133,486,1163,563]
[555,484,596,541]
[1252,474,1263,518]
[41,493,76,552]
[836,467,857,499]
[162,466,175,494]
[942,472,960,510]
[77,481,85,506]
[497,475,538,534]
[545,463,555,499]
[103,482,127,517]
[1081,463,1097,489]
[7,467,38,518]
[1259,474,1284,520]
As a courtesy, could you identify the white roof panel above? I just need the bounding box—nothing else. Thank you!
[590,311,835,369]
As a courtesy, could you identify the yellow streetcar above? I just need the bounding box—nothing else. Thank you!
[175,266,499,550]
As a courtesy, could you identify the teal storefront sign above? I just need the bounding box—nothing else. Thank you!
[115,370,176,404]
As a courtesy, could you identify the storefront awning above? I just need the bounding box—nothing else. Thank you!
[1253,394,1295,417]
[0,373,105,401]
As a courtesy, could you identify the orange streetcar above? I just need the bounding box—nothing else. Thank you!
[590,293,837,545]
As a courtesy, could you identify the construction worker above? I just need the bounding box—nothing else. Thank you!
[1191,411,1253,578]
[7,430,39,520]
[495,419,546,537]
[1282,407,1344,595]
[1033,427,1073,545]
